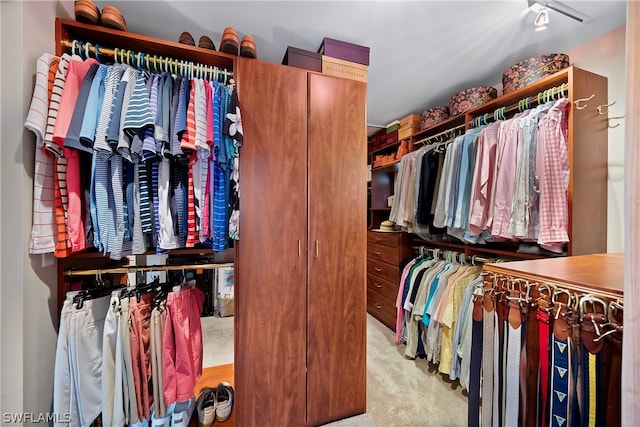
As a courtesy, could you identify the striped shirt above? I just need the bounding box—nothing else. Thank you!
[94,65,124,157]
[116,67,139,162]
[123,72,154,143]
[45,54,71,157]
[25,53,56,254]
[79,64,108,149]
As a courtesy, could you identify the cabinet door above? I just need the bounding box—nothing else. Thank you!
[235,58,308,427]
[307,73,367,425]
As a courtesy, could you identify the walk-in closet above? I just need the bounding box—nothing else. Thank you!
[2,1,638,427]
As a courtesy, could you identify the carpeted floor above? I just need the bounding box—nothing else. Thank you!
[201,314,468,427]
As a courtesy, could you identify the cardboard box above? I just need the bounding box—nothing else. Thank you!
[321,55,368,83]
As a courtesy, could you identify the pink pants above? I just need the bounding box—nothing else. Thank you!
[130,293,154,421]
[162,286,204,405]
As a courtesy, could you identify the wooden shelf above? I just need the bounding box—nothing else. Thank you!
[56,18,235,70]
[484,253,624,300]
[371,160,401,171]
[370,207,391,211]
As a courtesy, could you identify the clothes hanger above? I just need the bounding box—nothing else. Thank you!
[84,42,92,61]
[94,44,101,62]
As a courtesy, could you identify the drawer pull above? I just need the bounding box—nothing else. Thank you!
[374,267,382,273]
[374,282,382,288]
[374,303,383,309]
[375,237,382,242]
[375,251,382,256]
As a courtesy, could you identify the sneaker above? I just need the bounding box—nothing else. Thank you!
[196,387,217,427]
[171,398,195,427]
[214,382,234,422]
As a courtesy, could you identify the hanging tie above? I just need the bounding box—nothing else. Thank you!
[549,301,572,427]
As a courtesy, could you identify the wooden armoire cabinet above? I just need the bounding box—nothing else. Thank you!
[235,58,367,427]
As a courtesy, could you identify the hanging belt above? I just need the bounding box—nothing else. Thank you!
[580,303,608,427]
[522,297,540,427]
[496,290,509,427]
[505,296,522,427]
[469,293,484,427]
[537,298,553,427]
[606,328,622,427]
[481,286,495,427]
[549,302,572,427]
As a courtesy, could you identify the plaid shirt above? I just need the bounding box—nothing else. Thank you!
[537,98,570,245]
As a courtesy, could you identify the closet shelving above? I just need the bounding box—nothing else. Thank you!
[369,65,608,259]
[53,18,238,311]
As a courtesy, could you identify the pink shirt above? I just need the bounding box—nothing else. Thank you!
[491,114,527,239]
[537,98,570,248]
[467,121,502,236]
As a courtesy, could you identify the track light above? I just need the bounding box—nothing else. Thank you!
[527,0,584,24]
[534,7,549,31]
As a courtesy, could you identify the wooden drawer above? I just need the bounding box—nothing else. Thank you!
[367,286,396,330]
[367,258,399,284]
[367,273,398,302]
[368,242,401,265]
[367,231,401,248]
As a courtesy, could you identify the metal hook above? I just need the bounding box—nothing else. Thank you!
[574,94,595,110]
[597,101,617,115]
[608,116,625,128]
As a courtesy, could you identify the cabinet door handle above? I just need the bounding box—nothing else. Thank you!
[315,240,319,259]
[374,303,382,309]
[375,237,382,242]
[374,267,382,272]
[374,282,382,288]
[298,240,301,258]
[375,251,382,256]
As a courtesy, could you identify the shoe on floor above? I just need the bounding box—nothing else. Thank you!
[240,34,257,58]
[196,387,217,427]
[215,382,234,422]
[198,35,216,50]
[179,31,195,46]
[220,27,239,55]
[100,5,127,31]
[171,398,195,427]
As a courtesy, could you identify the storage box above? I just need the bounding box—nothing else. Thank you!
[282,46,322,72]
[370,129,385,151]
[503,53,569,94]
[449,86,498,116]
[321,55,368,83]
[398,114,420,140]
[386,121,400,134]
[386,130,398,145]
[318,37,370,66]
[421,106,450,130]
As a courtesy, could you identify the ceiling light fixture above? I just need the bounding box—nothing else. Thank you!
[527,0,584,24]
[534,7,549,31]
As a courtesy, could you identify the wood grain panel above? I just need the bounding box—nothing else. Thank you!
[235,58,307,427]
[368,242,402,265]
[367,230,403,248]
[484,253,623,299]
[567,67,608,255]
[366,286,397,330]
[367,273,400,302]
[367,258,400,285]
[307,74,367,426]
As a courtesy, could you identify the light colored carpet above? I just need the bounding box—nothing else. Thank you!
[202,314,468,427]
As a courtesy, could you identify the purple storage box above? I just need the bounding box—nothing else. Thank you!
[282,46,322,72]
[318,37,370,66]
[386,130,398,146]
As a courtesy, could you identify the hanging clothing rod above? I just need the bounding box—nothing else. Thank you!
[61,39,233,82]
[412,123,466,146]
[411,246,492,264]
[65,262,234,277]
[469,82,569,128]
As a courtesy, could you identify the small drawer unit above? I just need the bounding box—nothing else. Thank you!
[366,231,412,331]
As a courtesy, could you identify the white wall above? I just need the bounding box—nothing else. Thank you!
[567,26,626,253]
[0,1,73,424]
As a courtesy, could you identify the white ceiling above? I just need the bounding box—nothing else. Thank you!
[101,1,626,128]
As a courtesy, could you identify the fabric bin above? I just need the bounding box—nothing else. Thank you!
[321,55,368,82]
[282,46,322,72]
[420,106,450,130]
[449,86,498,116]
[503,53,569,94]
[318,37,370,66]
[386,130,398,145]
